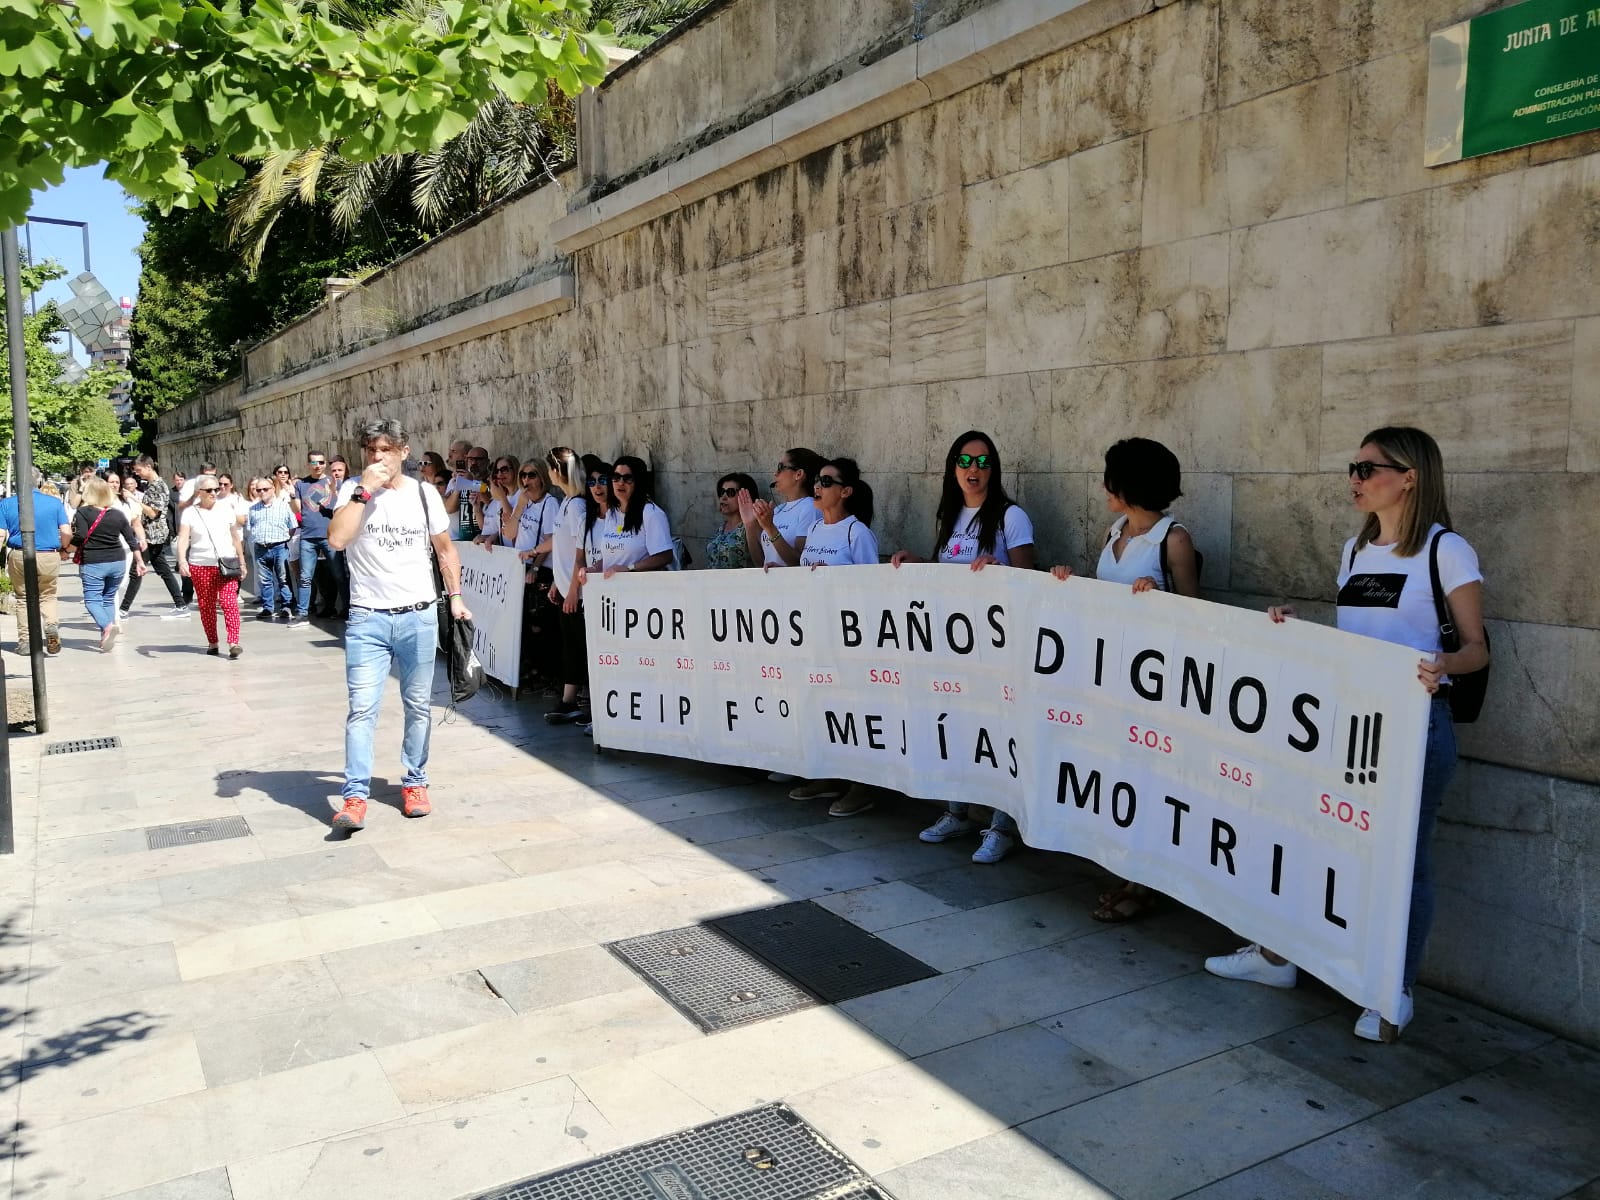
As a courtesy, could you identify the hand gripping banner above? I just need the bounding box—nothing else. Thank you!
[586,565,1429,1023]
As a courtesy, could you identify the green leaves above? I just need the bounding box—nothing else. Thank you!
[0,0,615,225]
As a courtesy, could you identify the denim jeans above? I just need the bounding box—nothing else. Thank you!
[80,560,125,631]
[1404,696,1457,988]
[343,606,438,801]
[253,542,290,613]
[297,535,345,617]
[947,802,1017,836]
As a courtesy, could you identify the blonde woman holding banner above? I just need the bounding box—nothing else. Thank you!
[896,431,1035,863]
[1203,426,1487,1043]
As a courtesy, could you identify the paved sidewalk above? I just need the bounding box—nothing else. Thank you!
[2,573,1598,1200]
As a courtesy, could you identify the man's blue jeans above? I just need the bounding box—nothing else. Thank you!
[253,542,290,613]
[80,560,125,631]
[343,606,437,801]
[297,535,345,617]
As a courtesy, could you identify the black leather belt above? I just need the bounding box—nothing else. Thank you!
[353,600,435,614]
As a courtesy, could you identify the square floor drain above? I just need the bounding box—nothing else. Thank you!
[466,1103,893,1200]
[44,736,121,756]
[710,901,939,1004]
[607,924,816,1033]
[145,816,252,850]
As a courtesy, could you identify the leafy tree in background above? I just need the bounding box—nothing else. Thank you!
[0,259,125,475]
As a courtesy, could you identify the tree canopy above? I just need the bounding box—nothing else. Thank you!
[0,0,615,227]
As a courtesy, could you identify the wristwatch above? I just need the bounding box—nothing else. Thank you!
[356,487,373,503]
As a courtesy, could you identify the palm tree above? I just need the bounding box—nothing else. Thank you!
[224,0,715,272]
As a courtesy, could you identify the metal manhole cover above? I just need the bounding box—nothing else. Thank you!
[711,901,938,1004]
[465,1103,893,1200]
[607,925,815,1033]
[44,736,121,756]
[145,816,252,850]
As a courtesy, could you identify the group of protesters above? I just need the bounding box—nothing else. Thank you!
[431,423,1484,1045]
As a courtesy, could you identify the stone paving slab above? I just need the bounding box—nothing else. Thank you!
[1,575,1597,1200]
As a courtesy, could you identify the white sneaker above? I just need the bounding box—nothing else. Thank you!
[1204,944,1298,989]
[99,625,120,652]
[1354,991,1413,1042]
[971,829,1015,864]
[766,771,798,783]
[919,813,978,843]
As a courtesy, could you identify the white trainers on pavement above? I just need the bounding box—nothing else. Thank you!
[971,828,1015,863]
[1354,991,1413,1042]
[919,813,978,843]
[1204,944,1298,989]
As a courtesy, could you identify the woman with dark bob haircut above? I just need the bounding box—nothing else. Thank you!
[897,431,1037,864]
[1053,436,1201,918]
[707,472,761,569]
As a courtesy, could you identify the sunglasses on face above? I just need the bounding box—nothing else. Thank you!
[1348,461,1407,481]
[815,476,844,489]
[520,471,541,480]
[587,475,609,486]
[196,488,219,495]
[955,454,993,470]
[775,462,795,474]
[717,486,740,498]
[611,473,636,484]
[494,464,513,473]
[308,459,325,466]
[273,469,289,476]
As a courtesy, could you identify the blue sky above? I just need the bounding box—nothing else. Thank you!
[24,166,146,337]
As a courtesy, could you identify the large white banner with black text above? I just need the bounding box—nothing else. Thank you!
[455,543,524,689]
[586,566,1430,1021]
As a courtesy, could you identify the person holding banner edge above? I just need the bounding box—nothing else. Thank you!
[788,458,882,817]
[898,431,1037,863]
[1051,437,1202,916]
[544,449,600,726]
[1204,426,1487,1043]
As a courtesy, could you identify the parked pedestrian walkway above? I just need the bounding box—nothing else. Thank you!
[0,571,1595,1200]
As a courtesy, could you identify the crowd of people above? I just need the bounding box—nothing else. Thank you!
[3,421,1486,1043]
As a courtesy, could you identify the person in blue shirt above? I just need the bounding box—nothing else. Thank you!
[290,450,345,626]
[1,477,73,655]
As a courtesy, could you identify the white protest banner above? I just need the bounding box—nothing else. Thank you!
[586,565,1431,1022]
[455,542,524,688]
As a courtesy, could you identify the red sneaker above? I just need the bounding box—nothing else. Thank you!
[401,786,431,818]
[332,797,367,832]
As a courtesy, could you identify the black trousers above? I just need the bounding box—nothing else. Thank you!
[122,540,183,609]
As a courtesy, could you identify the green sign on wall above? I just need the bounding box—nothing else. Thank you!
[1425,0,1600,165]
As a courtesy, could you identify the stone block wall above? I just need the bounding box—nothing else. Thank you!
[156,0,1600,1044]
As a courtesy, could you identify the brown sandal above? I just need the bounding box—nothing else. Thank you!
[1092,885,1156,923]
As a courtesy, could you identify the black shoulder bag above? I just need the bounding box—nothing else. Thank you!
[418,483,484,704]
[1427,529,1490,723]
[1158,522,1204,593]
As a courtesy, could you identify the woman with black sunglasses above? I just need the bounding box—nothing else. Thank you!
[1203,426,1487,1044]
[708,473,760,568]
[507,459,562,689]
[597,457,674,578]
[896,431,1035,864]
[475,455,521,549]
[741,448,825,567]
[544,450,600,726]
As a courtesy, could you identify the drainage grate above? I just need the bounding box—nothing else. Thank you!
[711,901,939,1004]
[607,924,815,1033]
[467,1103,893,1200]
[44,736,121,756]
[145,816,252,850]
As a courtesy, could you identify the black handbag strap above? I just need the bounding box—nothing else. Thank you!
[1426,527,1457,645]
[415,481,445,598]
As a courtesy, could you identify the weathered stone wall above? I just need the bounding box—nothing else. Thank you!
[157,0,1600,1044]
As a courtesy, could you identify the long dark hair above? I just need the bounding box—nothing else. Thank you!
[612,456,657,534]
[934,431,1013,556]
[784,447,827,494]
[822,457,874,527]
[582,455,610,542]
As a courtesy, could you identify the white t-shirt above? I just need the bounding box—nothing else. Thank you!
[336,477,450,609]
[937,504,1034,564]
[799,516,879,566]
[551,496,586,595]
[1336,525,1482,670]
[600,502,673,570]
[514,493,561,554]
[761,497,819,566]
[216,492,250,526]
[1096,515,1183,588]
[481,489,515,544]
[180,505,241,567]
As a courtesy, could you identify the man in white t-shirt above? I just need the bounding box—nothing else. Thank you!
[326,419,473,834]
